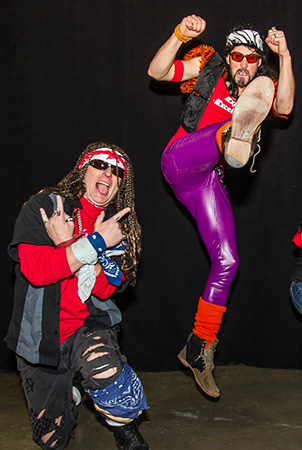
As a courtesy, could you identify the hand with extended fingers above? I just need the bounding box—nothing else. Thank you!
[40,195,75,246]
[93,207,130,249]
[40,194,130,249]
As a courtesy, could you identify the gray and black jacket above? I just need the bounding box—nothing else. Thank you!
[6,191,124,367]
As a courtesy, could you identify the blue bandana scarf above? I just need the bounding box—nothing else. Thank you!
[98,241,126,286]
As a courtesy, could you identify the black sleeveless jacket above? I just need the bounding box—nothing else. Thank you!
[180,51,226,133]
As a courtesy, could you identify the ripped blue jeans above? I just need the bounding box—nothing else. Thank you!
[17,326,148,450]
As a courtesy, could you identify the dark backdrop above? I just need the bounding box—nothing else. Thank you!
[2,0,302,372]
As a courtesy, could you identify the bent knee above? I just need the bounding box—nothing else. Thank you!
[81,336,123,389]
[226,252,239,274]
[213,250,239,280]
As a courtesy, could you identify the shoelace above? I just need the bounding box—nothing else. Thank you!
[204,350,215,369]
[195,347,215,369]
[250,128,262,173]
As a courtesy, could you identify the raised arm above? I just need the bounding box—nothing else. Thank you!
[265,27,295,116]
[148,15,206,82]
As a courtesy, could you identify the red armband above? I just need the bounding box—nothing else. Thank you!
[170,60,184,82]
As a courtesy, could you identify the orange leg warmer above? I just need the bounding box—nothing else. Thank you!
[216,121,231,153]
[193,298,227,347]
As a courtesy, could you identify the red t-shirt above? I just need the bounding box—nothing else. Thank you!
[166,77,236,147]
[18,197,123,343]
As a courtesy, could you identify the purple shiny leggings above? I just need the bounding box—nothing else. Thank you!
[161,122,239,306]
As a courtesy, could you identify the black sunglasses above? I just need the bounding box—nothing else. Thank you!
[90,160,125,179]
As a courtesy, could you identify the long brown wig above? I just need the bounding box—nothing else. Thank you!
[42,142,142,285]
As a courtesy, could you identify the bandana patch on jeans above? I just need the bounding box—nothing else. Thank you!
[85,363,149,419]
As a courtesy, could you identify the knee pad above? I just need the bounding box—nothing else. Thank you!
[85,363,149,421]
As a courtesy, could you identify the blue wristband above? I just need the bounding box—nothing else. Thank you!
[87,232,107,256]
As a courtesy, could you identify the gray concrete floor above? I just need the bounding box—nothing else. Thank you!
[1,365,302,450]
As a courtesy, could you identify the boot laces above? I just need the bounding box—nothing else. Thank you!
[195,347,215,369]
[250,128,262,173]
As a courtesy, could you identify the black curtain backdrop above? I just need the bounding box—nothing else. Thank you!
[2,0,302,372]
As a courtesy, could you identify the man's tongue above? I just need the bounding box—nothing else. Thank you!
[97,182,109,195]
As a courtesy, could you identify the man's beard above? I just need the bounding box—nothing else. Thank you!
[233,69,252,88]
[225,64,258,99]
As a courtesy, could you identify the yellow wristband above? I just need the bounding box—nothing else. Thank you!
[174,24,192,43]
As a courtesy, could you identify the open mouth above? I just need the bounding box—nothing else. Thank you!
[96,181,109,195]
[235,70,250,87]
[237,69,249,77]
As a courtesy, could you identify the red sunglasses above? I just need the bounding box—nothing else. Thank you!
[230,52,260,64]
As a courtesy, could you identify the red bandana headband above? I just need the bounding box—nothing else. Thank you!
[78,147,127,174]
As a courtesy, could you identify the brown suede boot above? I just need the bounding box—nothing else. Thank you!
[224,76,274,168]
[178,333,220,398]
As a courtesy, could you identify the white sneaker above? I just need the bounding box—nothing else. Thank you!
[72,385,82,406]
